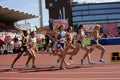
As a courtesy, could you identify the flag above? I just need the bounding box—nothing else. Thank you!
[59,9,63,20]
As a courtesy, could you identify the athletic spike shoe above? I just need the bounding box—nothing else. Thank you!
[99,59,105,63]
[60,66,67,70]
[88,61,95,65]
[69,57,73,63]
[32,65,37,69]
[10,65,14,70]
[25,64,29,68]
[81,59,84,65]
[65,62,70,66]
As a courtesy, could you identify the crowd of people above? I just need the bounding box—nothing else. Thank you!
[0,32,21,54]
[7,24,105,70]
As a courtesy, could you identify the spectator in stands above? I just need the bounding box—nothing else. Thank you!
[7,36,13,54]
[0,37,4,54]
[13,36,21,54]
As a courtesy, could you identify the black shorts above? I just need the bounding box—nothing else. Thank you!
[13,48,21,53]
[57,42,64,49]
[20,46,27,53]
[77,40,82,45]
[91,40,97,44]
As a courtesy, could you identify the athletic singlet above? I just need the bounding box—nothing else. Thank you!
[58,31,66,43]
[92,30,99,44]
[22,36,29,46]
[66,33,74,41]
[77,30,85,45]
[77,34,82,44]
[31,37,37,43]
[29,37,37,45]
[77,34,84,42]
[28,37,37,51]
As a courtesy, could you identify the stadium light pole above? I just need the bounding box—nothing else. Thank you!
[38,0,43,27]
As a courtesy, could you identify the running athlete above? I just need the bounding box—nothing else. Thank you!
[25,31,38,68]
[10,30,30,70]
[65,27,76,63]
[69,25,94,64]
[89,25,105,63]
[57,25,68,69]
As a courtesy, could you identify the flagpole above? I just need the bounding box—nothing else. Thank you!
[63,7,65,20]
[39,0,43,27]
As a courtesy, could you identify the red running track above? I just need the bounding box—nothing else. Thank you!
[0,45,120,80]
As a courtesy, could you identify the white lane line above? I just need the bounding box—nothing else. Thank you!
[0,77,120,80]
[3,71,120,74]
[23,71,120,74]
[0,66,120,69]
[89,66,120,69]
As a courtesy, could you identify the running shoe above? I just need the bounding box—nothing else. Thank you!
[32,65,37,69]
[88,61,95,64]
[25,64,29,68]
[99,59,105,63]
[65,62,70,66]
[81,59,84,65]
[59,66,67,70]
[10,65,14,70]
[69,57,73,63]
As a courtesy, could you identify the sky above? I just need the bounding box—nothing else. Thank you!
[0,0,120,27]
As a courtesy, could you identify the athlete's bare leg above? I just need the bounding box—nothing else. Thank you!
[81,46,93,65]
[96,44,105,63]
[68,43,81,61]
[25,49,36,68]
[25,55,32,68]
[89,44,105,63]
[11,52,23,70]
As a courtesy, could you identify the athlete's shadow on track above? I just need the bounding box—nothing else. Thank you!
[0,69,11,72]
[20,64,98,73]
[0,64,102,73]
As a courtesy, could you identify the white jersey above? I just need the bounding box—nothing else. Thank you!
[29,37,37,46]
[77,29,85,42]
[31,37,37,43]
